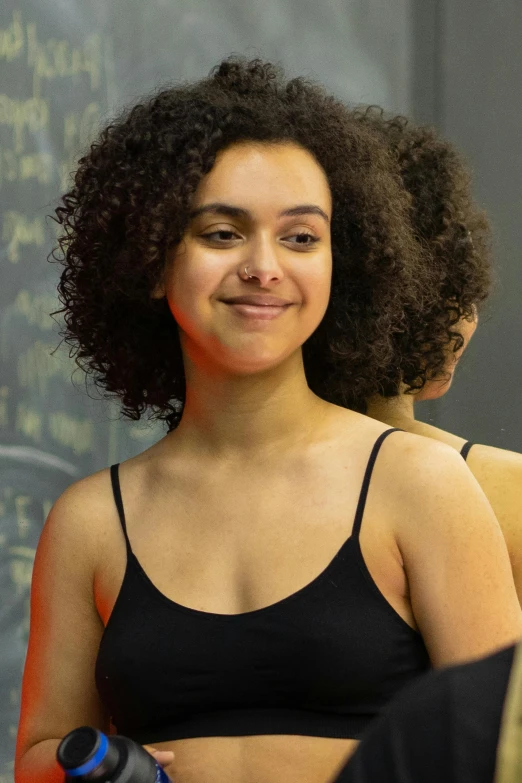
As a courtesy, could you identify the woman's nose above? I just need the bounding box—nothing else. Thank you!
[240,235,284,286]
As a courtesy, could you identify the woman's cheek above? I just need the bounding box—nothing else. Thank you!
[307,267,332,320]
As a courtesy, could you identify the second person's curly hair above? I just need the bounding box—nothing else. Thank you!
[354,107,492,394]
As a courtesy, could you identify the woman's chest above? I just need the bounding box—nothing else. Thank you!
[96,457,399,620]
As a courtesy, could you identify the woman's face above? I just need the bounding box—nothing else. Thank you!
[160,141,332,376]
[416,307,479,401]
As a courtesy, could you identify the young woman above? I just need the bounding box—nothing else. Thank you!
[359,110,522,605]
[15,60,522,783]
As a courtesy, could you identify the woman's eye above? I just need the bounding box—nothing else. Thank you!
[201,230,239,242]
[284,232,319,247]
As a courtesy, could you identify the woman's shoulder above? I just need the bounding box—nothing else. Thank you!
[46,439,171,540]
[332,406,470,497]
[465,444,522,522]
[39,464,128,568]
[344,416,492,540]
[48,441,161,528]
[386,421,522,530]
[467,442,522,477]
[339,407,464,467]
[50,466,114,521]
[465,444,522,551]
[372,426,475,503]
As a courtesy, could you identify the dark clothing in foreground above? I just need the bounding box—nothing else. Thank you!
[334,644,515,783]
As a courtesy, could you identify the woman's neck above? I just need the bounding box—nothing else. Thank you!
[366,393,468,451]
[365,393,416,429]
[173,351,328,458]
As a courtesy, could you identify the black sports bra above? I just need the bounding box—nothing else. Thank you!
[95,428,430,744]
[461,441,474,461]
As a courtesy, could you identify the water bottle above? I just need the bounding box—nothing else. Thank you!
[57,726,172,782]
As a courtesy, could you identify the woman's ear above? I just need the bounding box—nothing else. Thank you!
[152,244,178,299]
[151,257,169,299]
[415,372,454,402]
[151,278,166,299]
[458,306,478,355]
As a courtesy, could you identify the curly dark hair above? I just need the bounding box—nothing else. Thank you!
[352,107,492,393]
[53,58,436,430]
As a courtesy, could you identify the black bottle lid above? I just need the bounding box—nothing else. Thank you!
[57,727,112,778]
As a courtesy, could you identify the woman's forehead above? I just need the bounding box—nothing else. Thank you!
[192,141,332,217]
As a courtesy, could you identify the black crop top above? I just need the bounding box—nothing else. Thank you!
[95,428,431,744]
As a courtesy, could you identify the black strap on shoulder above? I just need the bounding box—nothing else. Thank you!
[460,441,474,461]
[352,428,402,539]
[110,464,132,552]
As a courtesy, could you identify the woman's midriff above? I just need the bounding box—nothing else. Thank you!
[154,734,358,783]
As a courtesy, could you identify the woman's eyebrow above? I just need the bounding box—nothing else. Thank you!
[280,205,330,224]
[189,203,248,220]
[189,203,330,224]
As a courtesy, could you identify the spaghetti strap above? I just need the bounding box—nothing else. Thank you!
[460,441,474,461]
[352,429,401,539]
[110,463,132,552]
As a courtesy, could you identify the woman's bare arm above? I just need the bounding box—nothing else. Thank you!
[15,476,110,783]
[388,436,522,667]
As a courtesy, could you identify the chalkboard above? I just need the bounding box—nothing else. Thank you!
[0,1,413,778]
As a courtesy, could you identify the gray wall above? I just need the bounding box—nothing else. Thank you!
[413,0,522,451]
[0,2,414,777]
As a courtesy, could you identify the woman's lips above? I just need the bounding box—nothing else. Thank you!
[221,294,294,320]
[226,302,291,319]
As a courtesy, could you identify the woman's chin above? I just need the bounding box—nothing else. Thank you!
[416,376,453,401]
[224,357,294,377]
[214,344,301,378]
